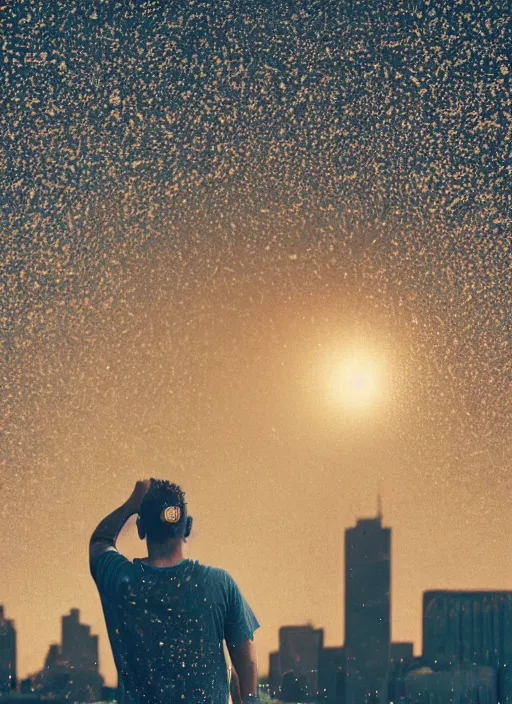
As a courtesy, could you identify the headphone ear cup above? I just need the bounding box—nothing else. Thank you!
[185,516,193,538]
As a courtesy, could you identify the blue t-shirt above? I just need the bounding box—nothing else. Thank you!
[91,550,260,704]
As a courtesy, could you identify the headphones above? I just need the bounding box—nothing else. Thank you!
[136,504,193,540]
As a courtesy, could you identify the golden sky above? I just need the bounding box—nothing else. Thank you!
[1,1,509,689]
[2,226,510,687]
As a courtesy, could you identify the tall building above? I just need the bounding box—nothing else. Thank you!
[0,605,16,694]
[423,590,512,703]
[279,624,324,700]
[61,608,99,671]
[344,506,391,704]
[25,608,104,703]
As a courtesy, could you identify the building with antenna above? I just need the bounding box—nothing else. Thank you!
[344,501,391,704]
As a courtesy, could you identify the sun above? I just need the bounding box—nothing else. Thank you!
[328,353,383,410]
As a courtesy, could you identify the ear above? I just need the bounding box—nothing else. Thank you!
[136,516,146,540]
[184,516,193,538]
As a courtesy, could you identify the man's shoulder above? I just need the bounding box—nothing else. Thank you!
[193,560,224,577]
[91,548,139,594]
[193,562,233,588]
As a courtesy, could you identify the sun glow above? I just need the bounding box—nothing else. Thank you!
[328,351,384,411]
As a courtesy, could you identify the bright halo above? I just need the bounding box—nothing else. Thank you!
[328,353,382,410]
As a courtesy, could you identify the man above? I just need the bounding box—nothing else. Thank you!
[89,478,260,704]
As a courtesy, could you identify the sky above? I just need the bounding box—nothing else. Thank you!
[1,0,510,688]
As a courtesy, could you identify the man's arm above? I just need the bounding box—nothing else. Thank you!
[227,639,259,703]
[89,501,135,573]
[223,570,260,702]
[229,665,243,704]
[89,480,151,575]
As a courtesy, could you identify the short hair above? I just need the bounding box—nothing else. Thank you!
[139,479,187,541]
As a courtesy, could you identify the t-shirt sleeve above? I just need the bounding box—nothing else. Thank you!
[223,571,260,645]
[90,546,133,601]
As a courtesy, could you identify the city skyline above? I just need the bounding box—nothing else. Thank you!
[4,504,512,690]
[3,506,412,687]
[8,589,512,701]
[0,606,104,700]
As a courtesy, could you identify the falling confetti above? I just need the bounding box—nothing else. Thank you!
[0,0,510,690]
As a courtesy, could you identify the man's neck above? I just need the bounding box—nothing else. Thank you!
[144,541,186,567]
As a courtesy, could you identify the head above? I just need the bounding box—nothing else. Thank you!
[136,479,193,546]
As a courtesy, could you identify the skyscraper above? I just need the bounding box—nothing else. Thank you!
[24,608,103,703]
[344,506,391,704]
[0,605,16,694]
[61,608,99,672]
[423,590,512,703]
